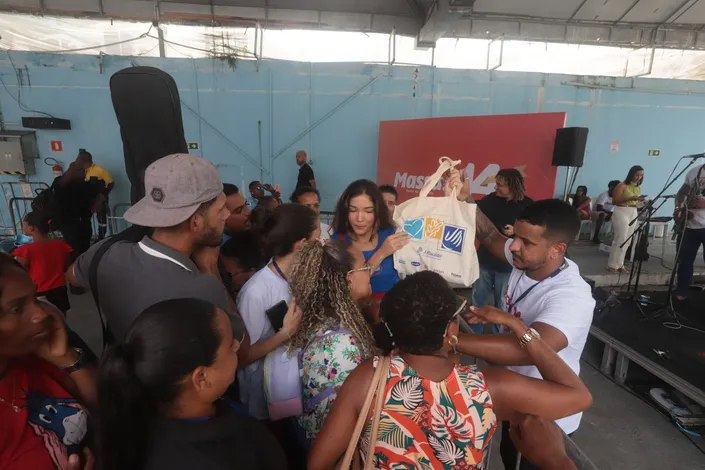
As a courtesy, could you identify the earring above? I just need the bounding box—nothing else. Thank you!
[448,335,459,355]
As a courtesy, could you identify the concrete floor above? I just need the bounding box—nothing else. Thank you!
[67,287,705,470]
[485,364,705,470]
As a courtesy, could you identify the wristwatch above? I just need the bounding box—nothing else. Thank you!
[518,328,541,349]
[60,348,89,374]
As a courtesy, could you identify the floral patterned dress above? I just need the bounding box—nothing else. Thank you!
[297,327,367,441]
[361,356,496,469]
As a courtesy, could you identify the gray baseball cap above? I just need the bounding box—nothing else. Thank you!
[124,154,224,228]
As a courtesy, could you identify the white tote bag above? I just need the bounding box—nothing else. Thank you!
[392,157,479,287]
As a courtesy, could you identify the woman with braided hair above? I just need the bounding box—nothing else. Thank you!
[288,239,378,445]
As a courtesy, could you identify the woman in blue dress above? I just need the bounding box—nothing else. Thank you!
[332,180,409,322]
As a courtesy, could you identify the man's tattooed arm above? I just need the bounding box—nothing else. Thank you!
[465,194,510,263]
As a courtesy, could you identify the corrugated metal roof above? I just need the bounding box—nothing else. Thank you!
[1,0,704,49]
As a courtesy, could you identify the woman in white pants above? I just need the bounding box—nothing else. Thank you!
[608,165,645,273]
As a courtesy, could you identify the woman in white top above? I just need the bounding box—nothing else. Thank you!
[236,203,321,420]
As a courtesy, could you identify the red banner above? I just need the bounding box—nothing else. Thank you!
[377,112,566,203]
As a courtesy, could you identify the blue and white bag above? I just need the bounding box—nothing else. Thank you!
[393,157,479,287]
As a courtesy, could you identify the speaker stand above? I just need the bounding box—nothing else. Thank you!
[562,166,574,202]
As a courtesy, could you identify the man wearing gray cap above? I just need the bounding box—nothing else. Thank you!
[68,154,249,355]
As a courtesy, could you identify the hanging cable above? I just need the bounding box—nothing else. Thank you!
[1,50,55,117]
[0,25,155,119]
[147,34,256,58]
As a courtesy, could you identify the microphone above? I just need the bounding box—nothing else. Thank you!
[661,194,677,199]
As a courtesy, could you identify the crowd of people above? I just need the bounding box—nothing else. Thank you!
[23,147,705,470]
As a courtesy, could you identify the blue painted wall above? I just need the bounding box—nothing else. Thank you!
[1,52,704,224]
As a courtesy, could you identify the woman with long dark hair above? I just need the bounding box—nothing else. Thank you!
[332,180,409,320]
[570,185,591,220]
[236,204,318,420]
[288,240,377,445]
[308,271,592,469]
[97,298,285,470]
[608,165,645,273]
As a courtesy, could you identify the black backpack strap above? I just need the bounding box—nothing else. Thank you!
[88,237,118,349]
[87,224,150,349]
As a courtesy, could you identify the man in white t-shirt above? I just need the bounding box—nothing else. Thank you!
[446,171,594,470]
[674,164,705,300]
[591,180,620,244]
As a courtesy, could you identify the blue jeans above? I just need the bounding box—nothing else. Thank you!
[675,228,705,297]
[470,267,511,334]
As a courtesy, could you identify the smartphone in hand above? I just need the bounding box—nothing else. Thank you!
[265,300,288,332]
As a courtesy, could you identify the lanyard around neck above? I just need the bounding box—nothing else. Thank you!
[507,260,568,312]
[271,259,287,281]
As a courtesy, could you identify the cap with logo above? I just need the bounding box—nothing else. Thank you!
[124,153,223,228]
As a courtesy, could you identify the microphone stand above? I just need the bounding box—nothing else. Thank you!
[619,154,703,309]
[622,197,668,297]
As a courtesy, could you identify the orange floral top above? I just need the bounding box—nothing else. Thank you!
[361,356,496,469]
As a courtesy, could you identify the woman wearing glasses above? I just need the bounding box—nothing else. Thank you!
[287,239,378,447]
[309,271,592,470]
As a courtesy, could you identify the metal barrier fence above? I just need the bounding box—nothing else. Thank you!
[321,210,334,227]
[109,202,132,235]
[0,181,50,236]
[1,181,120,242]
[8,197,35,236]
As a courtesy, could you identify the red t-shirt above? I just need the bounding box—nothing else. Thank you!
[0,357,88,470]
[13,241,72,292]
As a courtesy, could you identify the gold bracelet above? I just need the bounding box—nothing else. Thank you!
[518,328,541,349]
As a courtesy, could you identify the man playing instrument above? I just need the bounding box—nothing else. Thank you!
[674,163,705,301]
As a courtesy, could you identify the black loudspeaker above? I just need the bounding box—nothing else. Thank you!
[552,127,589,167]
[110,66,187,204]
[22,117,71,130]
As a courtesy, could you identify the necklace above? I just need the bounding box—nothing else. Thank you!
[0,375,20,413]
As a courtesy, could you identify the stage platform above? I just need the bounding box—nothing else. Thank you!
[589,289,705,409]
[569,238,705,288]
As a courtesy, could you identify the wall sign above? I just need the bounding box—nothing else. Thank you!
[188,142,199,150]
[378,112,565,203]
[610,141,619,153]
[50,141,63,152]
[648,149,661,157]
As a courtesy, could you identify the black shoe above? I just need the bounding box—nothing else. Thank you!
[69,284,86,296]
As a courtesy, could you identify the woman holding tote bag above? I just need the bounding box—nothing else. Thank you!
[307,272,592,470]
[332,180,409,323]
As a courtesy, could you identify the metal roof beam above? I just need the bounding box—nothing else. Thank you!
[568,0,588,21]
[416,0,474,48]
[404,0,425,18]
[664,0,701,24]
[615,0,644,23]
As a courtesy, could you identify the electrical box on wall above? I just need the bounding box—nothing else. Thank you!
[0,130,39,176]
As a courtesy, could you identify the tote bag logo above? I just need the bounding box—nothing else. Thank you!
[440,224,466,254]
[403,218,425,240]
[424,218,444,240]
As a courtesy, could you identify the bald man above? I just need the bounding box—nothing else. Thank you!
[295,150,316,190]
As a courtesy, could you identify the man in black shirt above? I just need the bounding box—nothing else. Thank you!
[472,168,533,333]
[53,161,100,255]
[295,150,316,189]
